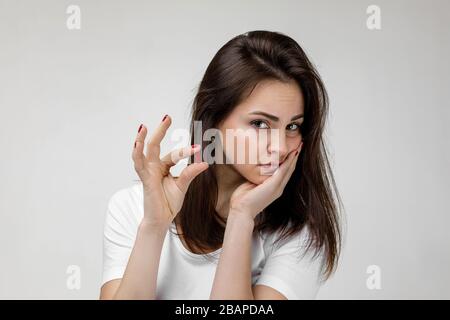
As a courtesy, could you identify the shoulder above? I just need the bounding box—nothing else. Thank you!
[258,221,313,255]
[259,223,326,272]
[105,182,144,230]
[254,223,327,299]
[108,181,143,204]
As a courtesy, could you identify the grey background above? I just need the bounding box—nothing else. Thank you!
[1,0,449,299]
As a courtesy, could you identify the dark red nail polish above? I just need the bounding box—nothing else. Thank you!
[192,144,198,149]
[138,124,143,133]
[162,114,168,122]
[295,150,299,156]
[134,141,137,148]
[194,150,201,163]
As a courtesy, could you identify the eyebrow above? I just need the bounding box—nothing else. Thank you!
[248,111,304,122]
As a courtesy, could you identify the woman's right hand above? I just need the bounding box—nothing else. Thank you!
[132,114,209,229]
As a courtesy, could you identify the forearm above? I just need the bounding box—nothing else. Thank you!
[113,221,168,300]
[209,211,255,300]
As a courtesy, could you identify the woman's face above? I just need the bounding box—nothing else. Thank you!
[217,79,304,185]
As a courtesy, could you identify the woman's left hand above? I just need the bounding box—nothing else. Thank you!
[229,142,303,220]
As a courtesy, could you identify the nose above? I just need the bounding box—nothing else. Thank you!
[267,130,288,163]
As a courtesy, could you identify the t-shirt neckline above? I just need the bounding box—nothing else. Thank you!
[169,222,222,260]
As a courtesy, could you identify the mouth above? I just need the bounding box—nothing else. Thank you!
[258,161,284,168]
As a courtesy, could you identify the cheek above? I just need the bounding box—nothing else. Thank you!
[289,137,303,150]
[223,132,260,164]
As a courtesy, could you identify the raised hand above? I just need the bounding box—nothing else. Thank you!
[132,115,209,228]
[229,142,303,220]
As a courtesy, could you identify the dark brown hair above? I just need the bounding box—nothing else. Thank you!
[174,30,344,282]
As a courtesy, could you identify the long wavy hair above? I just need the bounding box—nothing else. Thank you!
[173,30,344,282]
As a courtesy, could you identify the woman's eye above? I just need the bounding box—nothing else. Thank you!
[251,120,303,133]
[287,123,302,132]
[250,120,269,129]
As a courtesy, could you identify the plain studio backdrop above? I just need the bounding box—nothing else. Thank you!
[0,0,449,299]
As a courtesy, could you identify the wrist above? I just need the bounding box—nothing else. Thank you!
[138,219,170,236]
[227,209,255,228]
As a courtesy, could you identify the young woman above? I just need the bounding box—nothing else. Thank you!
[100,30,343,300]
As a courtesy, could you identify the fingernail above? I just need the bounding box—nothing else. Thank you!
[162,114,168,122]
[295,150,299,156]
[194,149,201,162]
[134,141,137,148]
[138,124,143,133]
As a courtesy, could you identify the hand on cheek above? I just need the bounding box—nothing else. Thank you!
[229,142,303,220]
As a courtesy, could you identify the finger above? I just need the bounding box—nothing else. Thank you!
[146,114,172,162]
[258,146,299,195]
[132,123,148,175]
[275,141,303,175]
[273,148,297,178]
[253,150,295,197]
[175,162,209,193]
[252,143,303,201]
[160,144,201,169]
[280,143,303,186]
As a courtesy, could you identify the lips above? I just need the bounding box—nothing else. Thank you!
[258,161,284,167]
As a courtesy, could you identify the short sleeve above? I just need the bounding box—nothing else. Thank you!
[255,226,325,300]
[101,187,140,287]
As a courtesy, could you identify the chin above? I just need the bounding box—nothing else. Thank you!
[251,174,271,185]
[233,164,275,185]
[253,167,276,184]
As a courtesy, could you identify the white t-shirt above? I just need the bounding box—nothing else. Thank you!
[102,182,326,299]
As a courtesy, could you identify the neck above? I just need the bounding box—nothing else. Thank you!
[214,164,246,222]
